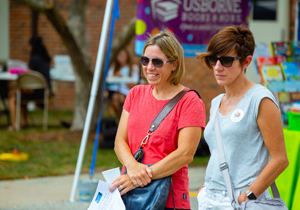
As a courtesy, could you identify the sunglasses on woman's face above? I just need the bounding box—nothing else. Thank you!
[140,56,175,68]
[207,55,242,67]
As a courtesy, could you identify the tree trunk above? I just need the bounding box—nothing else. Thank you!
[67,0,93,130]
[14,0,136,130]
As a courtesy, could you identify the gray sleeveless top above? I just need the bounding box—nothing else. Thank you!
[204,84,279,190]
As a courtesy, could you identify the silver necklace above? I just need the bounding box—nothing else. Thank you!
[225,85,246,104]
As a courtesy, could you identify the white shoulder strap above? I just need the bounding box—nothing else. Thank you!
[214,107,281,210]
[214,109,238,209]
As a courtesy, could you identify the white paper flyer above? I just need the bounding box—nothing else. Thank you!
[87,167,124,210]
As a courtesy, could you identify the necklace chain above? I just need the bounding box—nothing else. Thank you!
[225,85,246,104]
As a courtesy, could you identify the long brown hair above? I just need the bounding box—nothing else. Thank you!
[114,48,133,77]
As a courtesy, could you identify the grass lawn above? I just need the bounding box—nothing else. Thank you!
[0,110,209,180]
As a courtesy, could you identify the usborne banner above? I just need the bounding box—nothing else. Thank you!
[135,0,252,57]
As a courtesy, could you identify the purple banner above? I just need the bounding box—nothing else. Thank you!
[135,0,252,57]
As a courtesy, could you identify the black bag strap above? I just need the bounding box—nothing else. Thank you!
[140,89,200,148]
[149,89,201,133]
[139,89,201,210]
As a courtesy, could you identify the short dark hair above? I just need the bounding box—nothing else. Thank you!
[29,36,51,62]
[197,25,255,69]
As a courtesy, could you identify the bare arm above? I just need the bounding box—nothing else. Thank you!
[110,126,202,195]
[149,126,202,179]
[238,98,289,204]
[113,109,152,187]
[111,106,202,194]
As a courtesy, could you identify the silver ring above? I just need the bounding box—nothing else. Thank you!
[119,184,123,190]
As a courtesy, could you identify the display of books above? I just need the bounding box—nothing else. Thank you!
[281,62,300,81]
[260,65,283,86]
[255,42,300,126]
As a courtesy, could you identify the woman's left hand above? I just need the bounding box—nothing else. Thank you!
[109,174,137,195]
[238,192,249,205]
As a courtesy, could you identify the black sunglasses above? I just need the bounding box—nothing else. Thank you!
[140,56,175,68]
[207,55,242,67]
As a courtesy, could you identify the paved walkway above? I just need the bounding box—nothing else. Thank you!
[0,166,206,210]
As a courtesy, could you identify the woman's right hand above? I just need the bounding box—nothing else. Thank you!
[126,162,152,187]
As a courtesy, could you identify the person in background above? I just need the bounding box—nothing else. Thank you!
[8,36,52,131]
[99,49,140,149]
[106,48,140,118]
[196,25,288,209]
[109,29,206,210]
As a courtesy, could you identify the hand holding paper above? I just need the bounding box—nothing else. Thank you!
[87,180,125,210]
[87,167,125,210]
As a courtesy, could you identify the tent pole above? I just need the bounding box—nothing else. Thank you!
[70,0,114,202]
